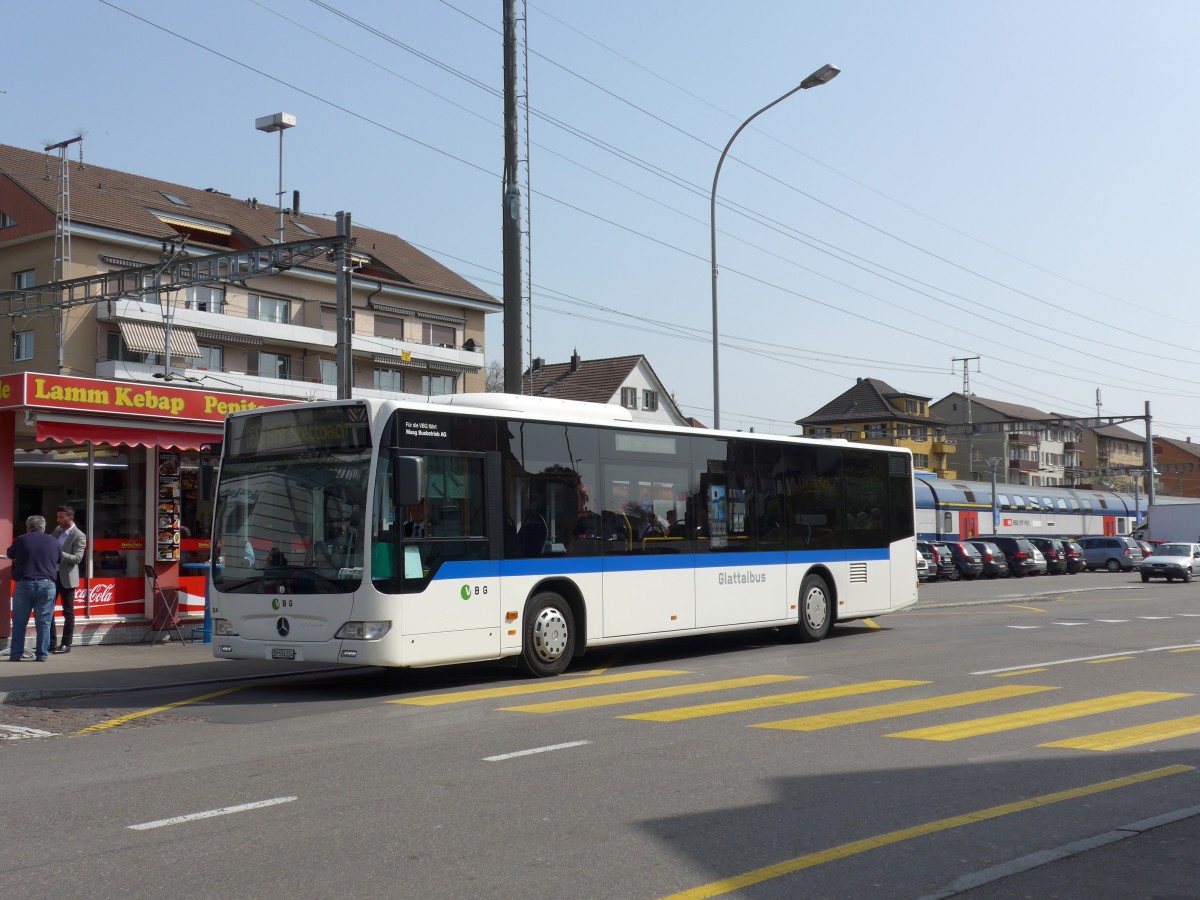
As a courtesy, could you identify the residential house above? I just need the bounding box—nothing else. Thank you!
[519,352,689,427]
[796,377,956,477]
[0,141,496,643]
[931,393,1083,486]
[1153,436,1200,498]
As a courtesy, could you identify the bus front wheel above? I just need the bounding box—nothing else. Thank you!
[792,574,833,643]
[519,592,576,677]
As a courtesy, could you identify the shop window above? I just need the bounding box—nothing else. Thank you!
[422,373,456,396]
[374,367,404,392]
[248,294,290,324]
[13,269,35,290]
[13,330,33,361]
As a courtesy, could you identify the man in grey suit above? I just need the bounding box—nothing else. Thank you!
[49,504,87,653]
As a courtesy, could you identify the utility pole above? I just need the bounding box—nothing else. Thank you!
[335,212,353,400]
[45,135,82,373]
[501,0,523,394]
[953,356,980,477]
[1145,400,1156,508]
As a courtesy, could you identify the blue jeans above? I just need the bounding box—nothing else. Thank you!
[10,579,56,660]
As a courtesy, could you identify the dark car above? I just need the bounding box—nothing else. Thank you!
[945,541,984,580]
[918,541,955,580]
[1062,540,1086,574]
[1028,537,1068,575]
[970,540,1010,578]
[1076,536,1144,572]
[989,536,1044,578]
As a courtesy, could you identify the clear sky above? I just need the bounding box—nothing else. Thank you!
[6,1,1199,440]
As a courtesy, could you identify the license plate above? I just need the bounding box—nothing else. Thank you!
[271,648,296,660]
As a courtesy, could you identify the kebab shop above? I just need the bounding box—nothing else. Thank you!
[0,372,291,647]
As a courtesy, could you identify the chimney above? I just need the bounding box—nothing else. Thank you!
[293,190,300,216]
[570,348,581,372]
[532,357,545,373]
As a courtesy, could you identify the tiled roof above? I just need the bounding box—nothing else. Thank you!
[798,377,946,426]
[0,143,496,306]
[1156,435,1200,460]
[968,395,1054,421]
[521,355,641,404]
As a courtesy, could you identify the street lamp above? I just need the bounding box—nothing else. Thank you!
[986,456,1003,533]
[709,64,839,430]
[255,112,297,244]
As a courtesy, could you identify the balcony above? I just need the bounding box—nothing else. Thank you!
[1063,440,1080,450]
[932,440,956,454]
[1008,459,1038,472]
[1007,432,1038,446]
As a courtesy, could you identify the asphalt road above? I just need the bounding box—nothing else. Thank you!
[3,572,1198,899]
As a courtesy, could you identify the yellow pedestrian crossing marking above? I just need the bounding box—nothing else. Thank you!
[386,669,690,706]
[619,680,929,723]
[499,675,804,713]
[752,685,1059,732]
[887,691,1191,742]
[1041,715,1200,751]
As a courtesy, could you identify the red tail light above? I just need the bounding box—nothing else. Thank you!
[1123,548,1131,556]
[1015,551,1027,559]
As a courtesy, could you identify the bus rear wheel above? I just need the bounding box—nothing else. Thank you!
[791,574,832,643]
[518,592,575,677]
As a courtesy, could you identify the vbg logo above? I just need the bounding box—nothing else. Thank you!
[460,585,471,601]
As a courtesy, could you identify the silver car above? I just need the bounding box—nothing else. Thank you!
[1139,542,1200,583]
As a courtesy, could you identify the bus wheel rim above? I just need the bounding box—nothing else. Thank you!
[533,607,569,662]
[804,588,827,629]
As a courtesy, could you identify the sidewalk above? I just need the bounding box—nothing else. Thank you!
[0,639,350,704]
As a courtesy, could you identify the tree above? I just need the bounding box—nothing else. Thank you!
[485,359,505,393]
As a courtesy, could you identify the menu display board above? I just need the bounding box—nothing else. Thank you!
[156,450,181,561]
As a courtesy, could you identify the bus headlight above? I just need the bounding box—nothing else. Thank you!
[335,621,392,641]
[213,618,239,637]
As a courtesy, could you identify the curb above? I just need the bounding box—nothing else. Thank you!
[0,664,371,705]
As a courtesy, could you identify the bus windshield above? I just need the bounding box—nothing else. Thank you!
[212,405,373,595]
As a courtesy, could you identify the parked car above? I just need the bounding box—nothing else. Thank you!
[1062,540,1086,574]
[989,536,1045,577]
[916,548,934,583]
[1137,540,1156,561]
[969,540,1010,578]
[916,541,941,580]
[1076,536,1144,572]
[945,541,984,580]
[1138,542,1200,583]
[932,542,958,580]
[1028,537,1068,575]
[918,541,955,580]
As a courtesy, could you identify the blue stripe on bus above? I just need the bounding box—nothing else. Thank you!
[429,547,891,581]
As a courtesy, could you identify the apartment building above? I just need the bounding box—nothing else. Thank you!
[795,377,956,477]
[0,143,497,644]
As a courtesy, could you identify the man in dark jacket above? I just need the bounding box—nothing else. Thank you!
[7,515,62,661]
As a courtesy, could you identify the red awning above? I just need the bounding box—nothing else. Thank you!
[37,419,222,451]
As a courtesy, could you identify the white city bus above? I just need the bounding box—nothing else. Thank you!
[209,394,917,676]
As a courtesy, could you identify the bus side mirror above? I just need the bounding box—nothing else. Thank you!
[393,455,425,507]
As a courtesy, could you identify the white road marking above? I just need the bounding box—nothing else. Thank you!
[974,642,1200,675]
[128,796,298,830]
[1139,616,1172,620]
[483,740,591,761]
[1051,622,1088,626]
[1005,626,1042,630]
[1095,619,1131,623]
[0,724,57,740]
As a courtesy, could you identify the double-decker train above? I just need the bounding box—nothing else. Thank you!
[915,476,1184,542]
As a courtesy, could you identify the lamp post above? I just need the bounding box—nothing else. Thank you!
[986,456,1002,533]
[255,112,297,244]
[709,64,839,430]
